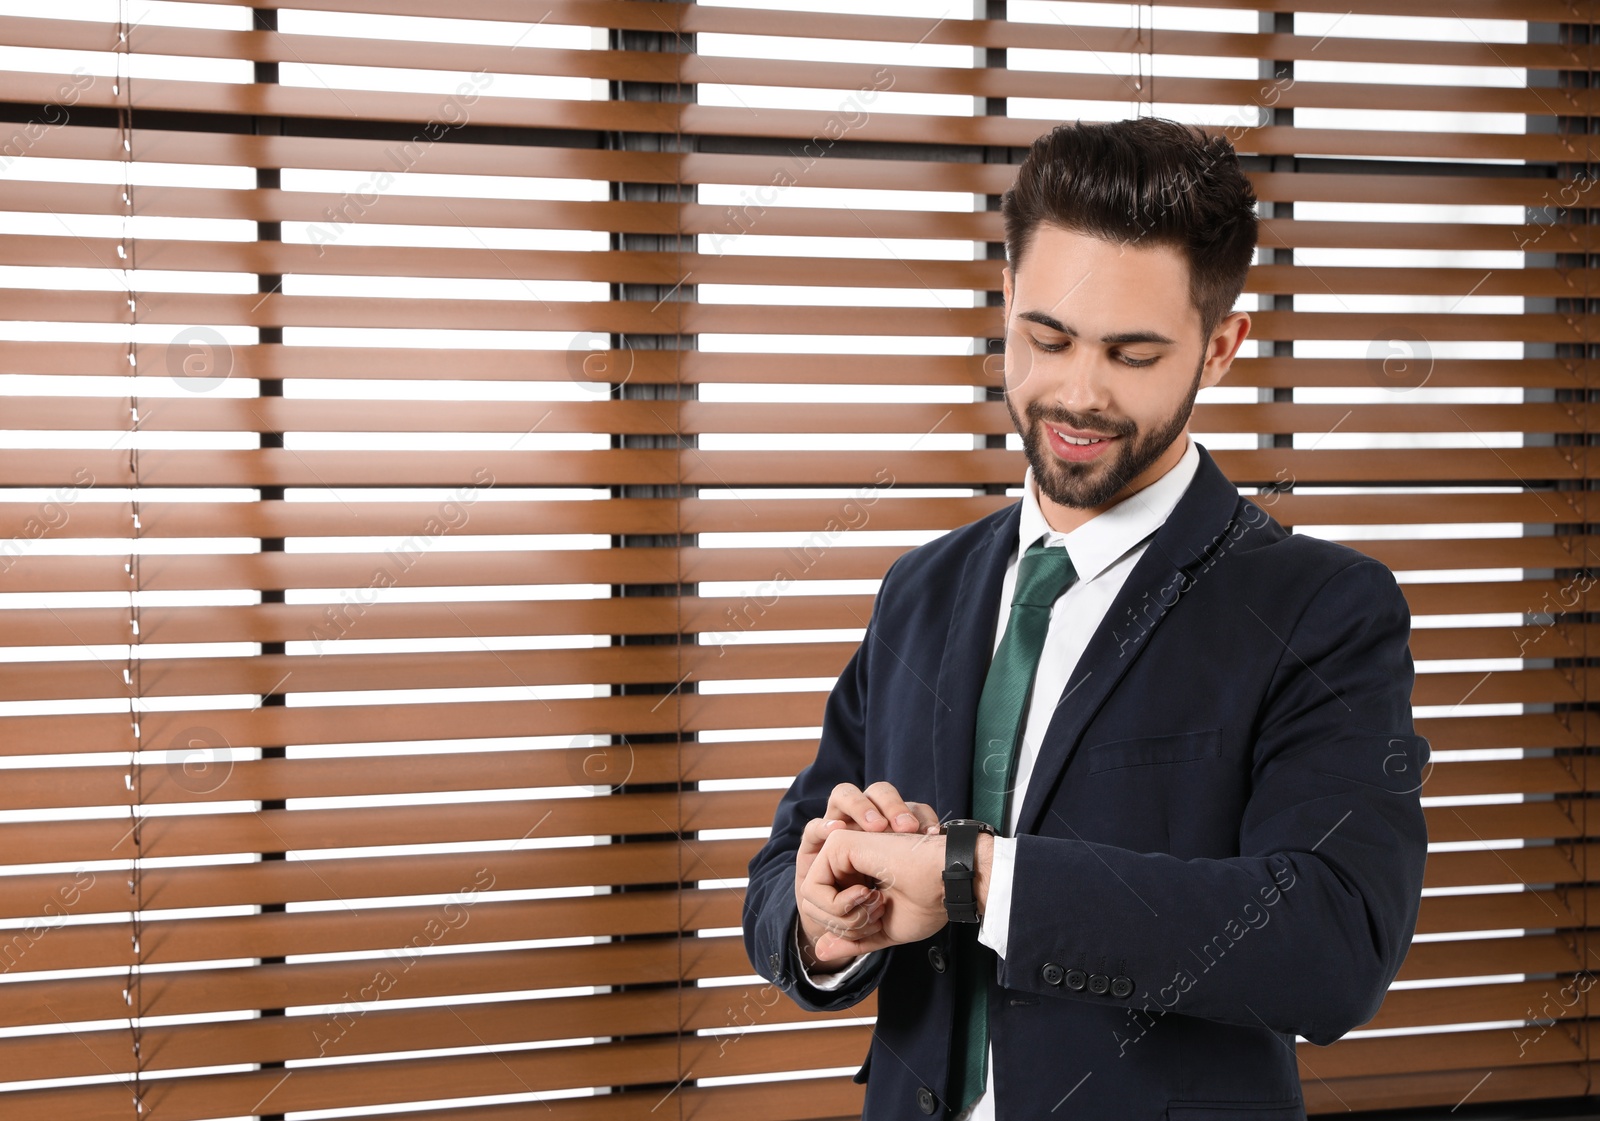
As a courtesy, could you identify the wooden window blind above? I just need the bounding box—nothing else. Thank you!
[0,0,1592,1117]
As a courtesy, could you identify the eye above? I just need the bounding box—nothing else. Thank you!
[1029,336,1066,353]
[1118,354,1158,368]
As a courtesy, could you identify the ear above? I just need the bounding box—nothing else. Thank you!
[1201,311,1251,390]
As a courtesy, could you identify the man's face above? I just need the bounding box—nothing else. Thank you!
[1001,223,1250,527]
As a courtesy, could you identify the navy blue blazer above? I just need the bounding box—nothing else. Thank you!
[742,442,1429,1120]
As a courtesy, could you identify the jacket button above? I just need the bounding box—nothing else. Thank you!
[1064,969,1087,991]
[1110,975,1134,999]
[1041,962,1065,986]
[917,1086,938,1114]
[1088,973,1110,995]
[928,945,947,973]
[769,952,780,972]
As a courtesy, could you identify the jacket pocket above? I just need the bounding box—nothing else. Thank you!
[1087,727,1223,774]
[1166,1098,1303,1120]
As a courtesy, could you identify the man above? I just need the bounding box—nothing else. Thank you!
[741,117,1429,1120]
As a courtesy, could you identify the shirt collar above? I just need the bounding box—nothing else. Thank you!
[1018,432,1202,584]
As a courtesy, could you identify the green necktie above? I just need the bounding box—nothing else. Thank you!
[950,537,1078,1115]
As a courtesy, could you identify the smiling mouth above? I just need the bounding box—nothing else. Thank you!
[1046,425,1118,446]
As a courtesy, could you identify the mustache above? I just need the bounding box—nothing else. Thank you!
[1031,413,1133,439]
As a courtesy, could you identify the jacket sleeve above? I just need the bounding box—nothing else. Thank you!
[997,557,1429,1046]
[741,554,904,1013]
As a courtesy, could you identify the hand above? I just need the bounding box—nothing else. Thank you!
[795,817,884,972]
[822,781,942,836]
[801,828,951,960]
[794,782,941,969]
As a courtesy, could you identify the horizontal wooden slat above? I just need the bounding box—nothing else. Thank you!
[0,837,752,916]
[1303,1063,1591,1116]
[0,984,869,1082]
[172,0,1591,58]
[4,642,826,701]
[0,448,1596,496]
[1366,977,1585,1033]
[0,740,1586,815]
[0,492,1589,554]
[9,122,1600,214]
[0,968,1580,1085]
[0,935,774,1029]
[8,241,1600,314]
[0,883,745,973]
[0,396,1591,437]
[0,834,1584,929]
[1,693,1595,760]
[1396,932,1583,983]
[0,798,1578,912]
[0,665,1587,735]
[0,789,776,867]
[0,66,1584,163]
[0,283,1591,343]
[5,634,1600,704]
[0,177,1594,250]
[0,927,1570,1040]
[0,1020,873,1121]
[301,1080,874,1121]
[1,343,1591,390]
[1303,1022,1585,1084]
[0,1000,1584,1119]
[1419,758,1588,800]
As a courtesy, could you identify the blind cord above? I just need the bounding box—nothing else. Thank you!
[115,0,145,1112]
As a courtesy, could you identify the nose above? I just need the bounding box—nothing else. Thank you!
[1043,348,1113,418]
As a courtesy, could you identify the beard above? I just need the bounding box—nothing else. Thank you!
[1004,350,1204,510]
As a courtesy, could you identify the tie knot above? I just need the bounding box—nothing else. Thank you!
[1014,539,1077,608]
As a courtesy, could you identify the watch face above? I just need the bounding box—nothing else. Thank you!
[942,818,994,834]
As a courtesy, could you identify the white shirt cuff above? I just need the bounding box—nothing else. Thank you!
[976,834,1016,959]
[792,910,874,990]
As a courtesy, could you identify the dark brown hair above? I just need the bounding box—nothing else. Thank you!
[1001,117,1259,339]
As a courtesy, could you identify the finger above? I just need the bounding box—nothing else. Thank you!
[807,899,884,942]
[818,912,884,951]
[800,850,879,927]
[902,800,942,833]
[803,827,881,905]
[817,927,891,960]
[801,890,884,941]
[801,871,878,923]
[862,781,925,833]
[799,816,846,857]
[801,907,881,962]
[826,782,894,831]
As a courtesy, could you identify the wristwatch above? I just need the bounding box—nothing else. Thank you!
[940,818,995,923]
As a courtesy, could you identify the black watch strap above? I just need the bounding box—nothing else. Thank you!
[941,819,994,923]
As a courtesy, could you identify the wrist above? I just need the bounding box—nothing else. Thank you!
[939,819,993,922]
[975,832,993,917]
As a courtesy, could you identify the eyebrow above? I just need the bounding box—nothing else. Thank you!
[1017,309,1176,347]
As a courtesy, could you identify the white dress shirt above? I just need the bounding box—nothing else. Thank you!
[792,433,1202,1118]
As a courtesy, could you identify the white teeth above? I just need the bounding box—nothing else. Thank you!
[1051,427,1107,446]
